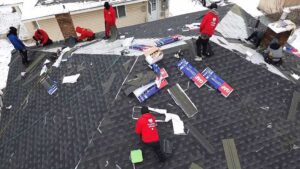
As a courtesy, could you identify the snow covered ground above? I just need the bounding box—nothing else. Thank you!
[0,6,20,90]
[169,0,206,17]
[0,40,13,90]
[169,0,263,17]
[0,7,20,35]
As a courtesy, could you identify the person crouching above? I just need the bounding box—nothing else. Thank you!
[75,26,95,42]
[263,38,283,65]
[135,106,166,162]
[33,29,53,47]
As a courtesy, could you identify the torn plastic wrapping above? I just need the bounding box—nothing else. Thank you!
[132,106,185,135]
[53,47,71,68]
[155,35,181,47]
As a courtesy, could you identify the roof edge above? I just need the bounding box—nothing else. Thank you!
[21,0,147,23]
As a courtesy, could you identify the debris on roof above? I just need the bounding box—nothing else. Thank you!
[62,73,80,84]
[1,4,300,169]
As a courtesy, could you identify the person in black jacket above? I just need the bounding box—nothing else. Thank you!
[7,27,29,65]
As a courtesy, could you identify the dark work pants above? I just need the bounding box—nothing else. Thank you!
[196,36,209,57]
[87,34,96,41]
[144,141,166,162]
[201,0,206,7]
[44,39,53,46]
[246,31,263,48]
[19,49,28,65]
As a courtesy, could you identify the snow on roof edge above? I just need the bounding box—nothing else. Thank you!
[21,0,146,22]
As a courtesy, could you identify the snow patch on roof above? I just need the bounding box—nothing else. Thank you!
[0,0,23,6]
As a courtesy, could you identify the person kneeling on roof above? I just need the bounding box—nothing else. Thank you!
[263,38,283,65]
[75,26,95,42]
[33,29,53,47]
[135,106,166,162]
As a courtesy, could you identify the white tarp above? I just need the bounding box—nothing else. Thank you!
[216,8,249,39]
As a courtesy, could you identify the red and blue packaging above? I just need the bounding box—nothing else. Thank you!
[177,58,207,88]
[129,44,153,51]
[202,67,234,97]
[155,35,180,47]
[135,64,169,102]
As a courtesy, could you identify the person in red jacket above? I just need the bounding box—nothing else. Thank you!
[75,26,95,42]
[135,106,166,162]
[195,3,219,61]
[103,2,116,39]
[33,29,52,47]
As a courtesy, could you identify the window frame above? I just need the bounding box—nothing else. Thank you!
[114,5,126,18]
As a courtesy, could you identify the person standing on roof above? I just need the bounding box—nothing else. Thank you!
[33,29,53,47]
[75,26,95,42]
[103,1,116,39]
[195,3,219,61]
[7,27,29,65]
[135,106,166,162]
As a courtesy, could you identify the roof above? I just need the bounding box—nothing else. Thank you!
[36,0,99,6]
[0,0,23,6]
[21,0,146,22]
[1,5,300,169]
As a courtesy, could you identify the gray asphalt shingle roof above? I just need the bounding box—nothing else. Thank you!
[1,4,300,169]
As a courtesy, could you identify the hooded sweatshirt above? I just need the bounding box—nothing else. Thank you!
[75,27,94,41]
[7,28,26,51]
[199,9,219,37]
[34,29,50,45]
[266,39,283,62]
[135,113,159,143]
[104,5,116,26]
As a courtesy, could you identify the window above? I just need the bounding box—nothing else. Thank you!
[150,0,156,11]
[114,5,126,18]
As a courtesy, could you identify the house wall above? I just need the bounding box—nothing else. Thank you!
[24,1,147,41]
[38,18,64,41]
[71,2,147,34]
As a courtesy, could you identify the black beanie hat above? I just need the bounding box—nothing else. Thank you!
[104,2,110,10]
[209,3,218,10]
[9,26,17,35]
[141,106,149,114]
[270,38,280,50]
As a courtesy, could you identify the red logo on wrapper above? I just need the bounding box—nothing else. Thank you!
[192,73,207,88]
[158,79,168,89]
[218,82,234,97]
[160,68,169,79]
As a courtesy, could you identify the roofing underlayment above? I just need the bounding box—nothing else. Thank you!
[1,5,300,169]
